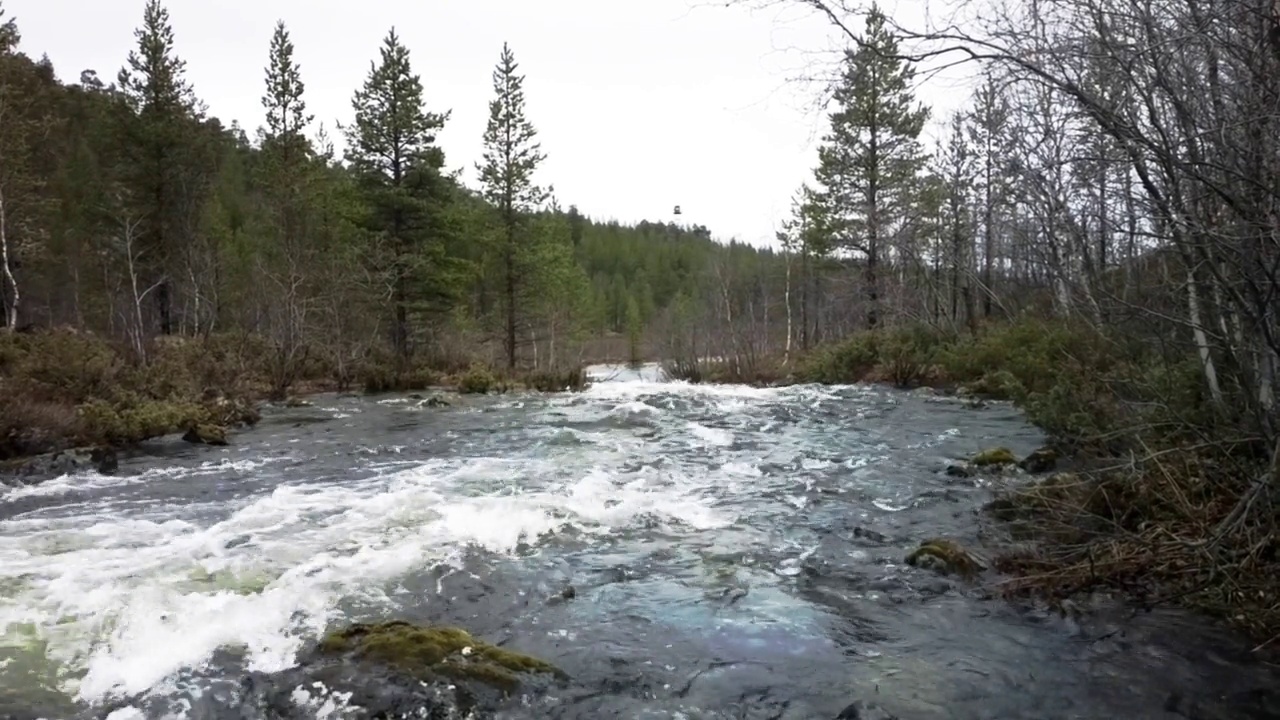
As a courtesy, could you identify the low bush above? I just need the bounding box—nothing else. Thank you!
[525,366,589,393]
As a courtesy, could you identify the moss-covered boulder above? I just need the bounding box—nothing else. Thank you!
[970,447,1017,467]
[183,424,228,446]
[318,621,566,694]
[905,538,987,578]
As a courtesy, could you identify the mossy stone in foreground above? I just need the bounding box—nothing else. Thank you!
[970,447,1017,467]
[906,538,987,578]
[318,620,566,693]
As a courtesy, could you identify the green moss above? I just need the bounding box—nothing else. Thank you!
[970,447,1017,466]
[318,621,565,693]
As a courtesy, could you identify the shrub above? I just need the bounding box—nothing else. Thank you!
[458,365,497,394]
[799,332,880,384]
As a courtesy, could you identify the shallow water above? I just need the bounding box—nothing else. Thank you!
[1,363,1278,719]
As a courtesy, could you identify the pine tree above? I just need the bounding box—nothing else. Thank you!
[117,0,205,336]
[345,27,450,360]
[477,42,546,369]
[262,21,311,158]
[813,4,928,329]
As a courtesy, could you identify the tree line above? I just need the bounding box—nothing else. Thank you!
[0,0,780,395]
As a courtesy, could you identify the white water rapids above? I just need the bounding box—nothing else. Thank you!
[2,363,1275,720]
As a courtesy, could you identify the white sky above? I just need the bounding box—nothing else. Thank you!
[7,0,972,248]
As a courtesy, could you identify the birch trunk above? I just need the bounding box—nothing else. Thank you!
[0,183,17,332]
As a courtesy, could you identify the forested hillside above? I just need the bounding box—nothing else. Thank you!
[0,1,782,384]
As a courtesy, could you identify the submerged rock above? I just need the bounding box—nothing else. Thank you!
[183,424,228,446]
[284,396,311,408]
[905,538,988,578]
[318,620,567,694]
[836,700,899,719]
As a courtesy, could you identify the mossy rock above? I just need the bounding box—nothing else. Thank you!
[970,447,1017,467]
[284,397,311,408]
[183,424,228,446]
[905,538,987,578]
[318,621,566,693]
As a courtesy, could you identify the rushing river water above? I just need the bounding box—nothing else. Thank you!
[1,364,1279,719]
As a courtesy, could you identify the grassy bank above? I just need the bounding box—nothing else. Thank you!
[762,318,1278,642]
[0,328,589,465]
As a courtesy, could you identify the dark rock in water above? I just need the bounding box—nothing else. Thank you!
[851,526,890,545]
[546,585,577,605]
[183,424,228,446]
[423,396,451,407]
[836,700,899,719]
[2,445,118,482]
[944,464,971,478]
[983,497,1020,521]
[1018,446,1058,474]
[284,396,311,408]
[408,393,425,400]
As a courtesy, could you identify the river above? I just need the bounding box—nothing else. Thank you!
[0,364,1277,719]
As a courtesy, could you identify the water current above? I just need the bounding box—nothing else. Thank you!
[1,364,1279,719]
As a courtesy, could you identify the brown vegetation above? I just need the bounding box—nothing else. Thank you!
[0,327,592,463]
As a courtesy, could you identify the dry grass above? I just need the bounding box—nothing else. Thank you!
[987,443,1280,645]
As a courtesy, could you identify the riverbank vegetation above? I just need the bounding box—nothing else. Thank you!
[677,0,1280,643]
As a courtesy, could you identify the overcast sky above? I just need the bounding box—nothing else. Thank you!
[7,0,969,248]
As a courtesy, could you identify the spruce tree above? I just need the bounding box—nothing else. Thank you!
[117,0,204,335]
[345,28,449,360]
[477,42,546,369]
[813,4,928,329]
[260,20,312,257]
[262,21,311,158]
